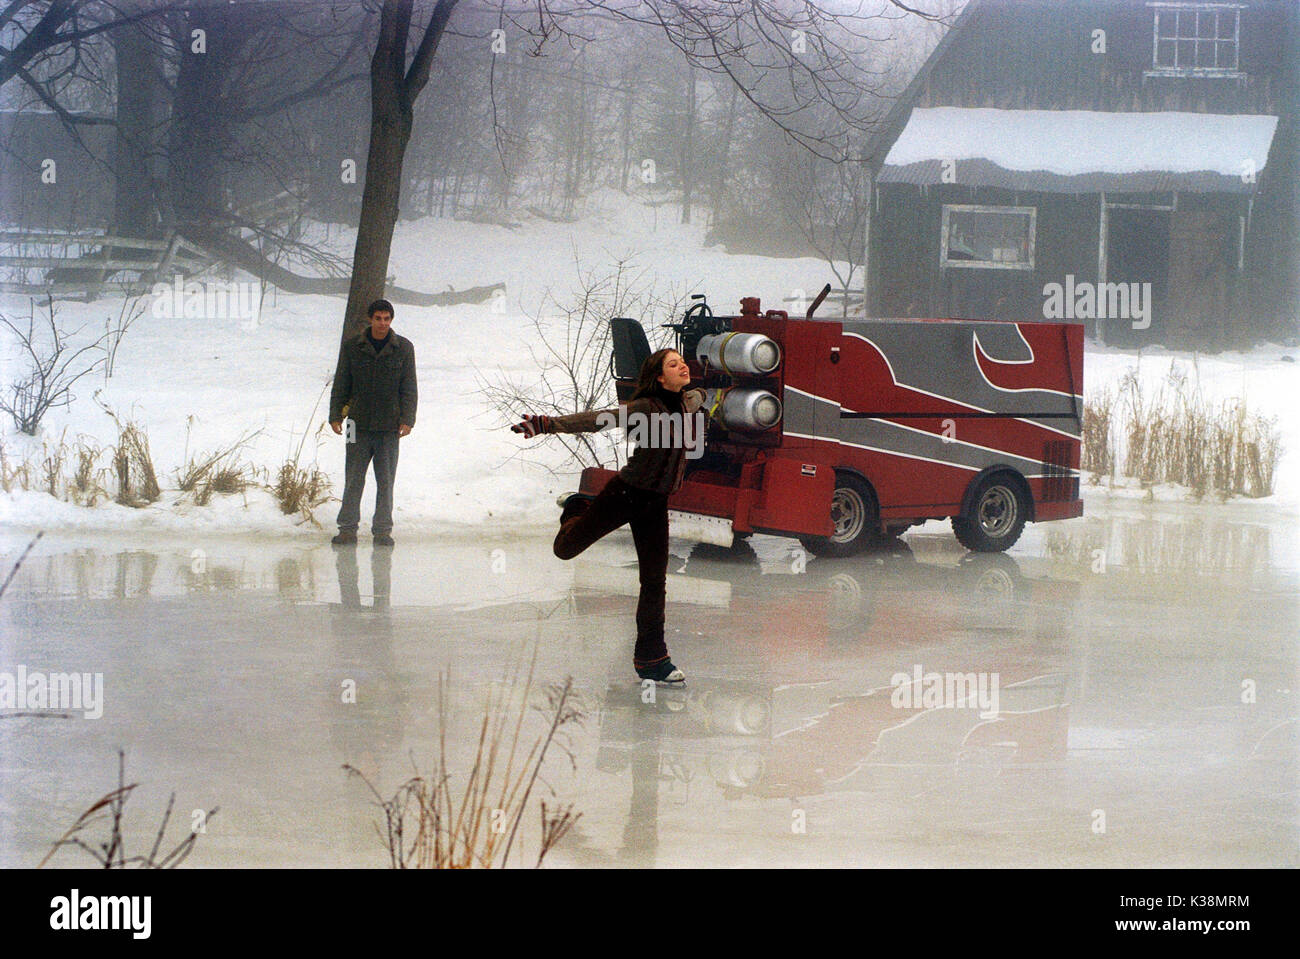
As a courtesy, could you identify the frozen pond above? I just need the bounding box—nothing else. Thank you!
[1,503,1296,867]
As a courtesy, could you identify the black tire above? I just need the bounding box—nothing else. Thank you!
[952,473,1029,552]
[799,472,879,558]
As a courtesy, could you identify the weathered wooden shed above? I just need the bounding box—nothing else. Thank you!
[865,0,1299,347]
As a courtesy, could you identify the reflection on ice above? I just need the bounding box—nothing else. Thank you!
[1,502,1296,867]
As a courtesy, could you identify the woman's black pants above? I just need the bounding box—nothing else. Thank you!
[553,475,670,668]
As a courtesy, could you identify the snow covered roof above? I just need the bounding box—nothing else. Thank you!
[879,108,1279,194]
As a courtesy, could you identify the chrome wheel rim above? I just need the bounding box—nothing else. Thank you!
[977,485,1017,538]
[830,487,866,543]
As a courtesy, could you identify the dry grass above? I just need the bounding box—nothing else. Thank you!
[175,426,258,505]
[93,395,161,507]
[5,433,108,504]
[0,441,31,492]
[1081,388,1115,480]
[112,422,161,507]
[70,440,108,505]
[346,655,584,869]
[38,749,218,868]
[1084,363,1282,499]
[39,435,65,497]
[269,459,331,520]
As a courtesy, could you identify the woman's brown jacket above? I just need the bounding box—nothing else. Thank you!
[547,388,707,496]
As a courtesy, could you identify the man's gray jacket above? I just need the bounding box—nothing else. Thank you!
[330,331,417,431]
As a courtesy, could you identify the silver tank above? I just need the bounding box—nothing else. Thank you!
[696,332,781,376]
[718,388,783,432]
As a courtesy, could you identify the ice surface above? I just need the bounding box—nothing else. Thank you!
[2,503,1295,868]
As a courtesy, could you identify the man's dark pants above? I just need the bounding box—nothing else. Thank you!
[337,427,400,535]
[553,475,670,667]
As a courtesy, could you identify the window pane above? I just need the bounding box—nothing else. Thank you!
[943,208,1034,269]
[1157,38,1176,66]
[1221,39,1239,69]
[1197,12,1216,39]
[1218,12,1236,38]
[1177,39,1197,66]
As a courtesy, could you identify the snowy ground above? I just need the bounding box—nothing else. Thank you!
[1,188,1297,541]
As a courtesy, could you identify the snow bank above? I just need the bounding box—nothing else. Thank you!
[0,192,832,538]
[0,191,1295,539]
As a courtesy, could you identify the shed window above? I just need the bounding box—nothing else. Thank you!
[940,205,1036,271]
[1147,3,1244,77]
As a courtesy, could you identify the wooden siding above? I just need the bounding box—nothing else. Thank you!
[918,0,1292,115]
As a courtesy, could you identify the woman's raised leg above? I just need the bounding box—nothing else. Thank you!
[553,477,637,560]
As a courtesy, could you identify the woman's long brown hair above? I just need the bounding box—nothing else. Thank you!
[628,348,682,402]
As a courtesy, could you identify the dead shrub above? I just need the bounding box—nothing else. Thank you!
[1090,362,1282,498]
[270,460,331,521]
[0,441,32,492]
[38,750,218,868]
[112,423,161,507]
[345,657,584,869]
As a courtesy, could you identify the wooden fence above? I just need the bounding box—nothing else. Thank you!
[0,190,306,300]
[0,230,214,300]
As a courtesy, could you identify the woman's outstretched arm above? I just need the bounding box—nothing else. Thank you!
[512,389,709,438]
[511,406,619,437]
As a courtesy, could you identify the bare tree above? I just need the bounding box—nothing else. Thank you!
[787,150,873,315]
[340,0,462,342]
[0,296,111,434]
[578,0,948,164]
[339,0,949,339]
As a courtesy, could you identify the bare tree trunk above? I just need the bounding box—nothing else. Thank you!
[341,0,461,343]
[168,3,241,225]
[709,84,738,229]
[618,71,637,192]
[680,67,695,225]
[111,16,162,237]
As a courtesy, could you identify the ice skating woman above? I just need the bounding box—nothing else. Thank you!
[511,348,706,685]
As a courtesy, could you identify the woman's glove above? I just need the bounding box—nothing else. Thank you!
[511,414,554,438]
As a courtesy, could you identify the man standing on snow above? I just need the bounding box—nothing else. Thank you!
[329,298,417,547]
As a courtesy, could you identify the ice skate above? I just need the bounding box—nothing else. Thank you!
[635,658,685,686]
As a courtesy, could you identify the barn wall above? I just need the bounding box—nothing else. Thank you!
[921,0,1291,115]
[872,184,1264,346]
[872,185,1100,324]
[871,0,1298,345]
